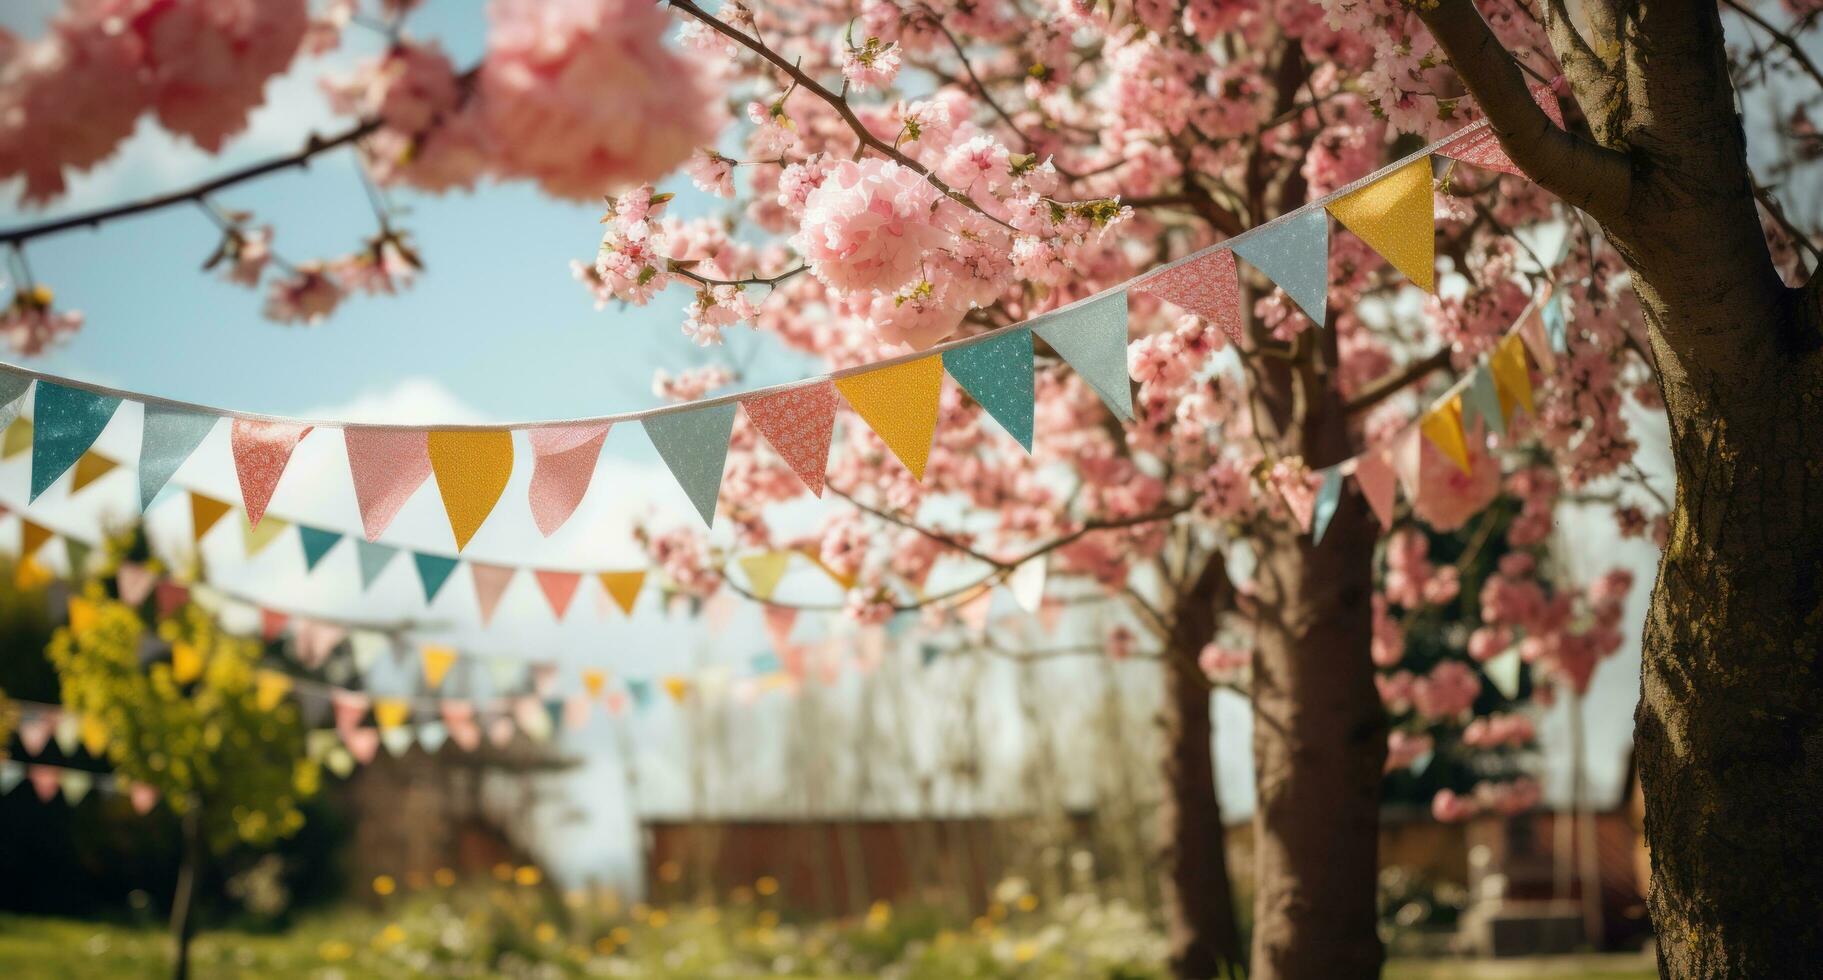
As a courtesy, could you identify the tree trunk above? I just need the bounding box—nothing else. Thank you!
[1158,557,1246,979]
[169,806,203,980]
[1247,348,1386,979]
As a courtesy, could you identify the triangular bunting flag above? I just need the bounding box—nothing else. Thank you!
[1435,82,1565,178]
[293,619,347,668]
[189,493,231,543]
[240,511,290,558]
[0,760,21,795]
[487,656,524,691]
[128,782,159,815]
[116,563,158,605]
[69,452,116,493]
[1132,248,1245,344]
[1008,557,1047,615]
[1517,301,1557,374]
[526,423,611,537]
[60,769,93,805]
[1311,466,1345,544]
[1392,428,1424,502]
[1421,395,1472,475]
[381,726,415,757]
[155,580,189,617]
[1231,208,1329,324]
[331,690,370,735]
[739,552,791,602]
[470,563,516,625]
[53,714,78,756]
[581,669,608,698]
[30,766,60,803]
[441,702,480,751]
[834,355,944,478]
[297,526,343,571]
[414,552,460,602]
[1489,334,1535,417]
[625,679,652,709]
[17,714,52,757]
[417,722,449,754]
[741,382,838,495]
[64,537,91,576]
[20,520,52,558]
[349,631,389,675]
[598,571,644,616]
[373,698,411,731]
[661,676,691,704]
[230,419,313,529]
[513,697,553,741]
[421,646,458,690]
[140,406,217,511]
[1485,646,1523,700]
[355,540,400,590]
[763,605,799,657]
[796,546,858,589]
[1031,292,1133,421]
[642,404,738,525]
[943,329,1036,451]
[534,570,581,620]
[260,609,290,643]
[1463,365,1506,439]
[1352,451,1398,530]
[31,382,122,500]
[1326,156,1436,292]
[344,428,432,541]
[254,670,292,711]
[427,430,514,551]
[1541,292,1568,354]
[0,370,30,432]
[344,728,380,765]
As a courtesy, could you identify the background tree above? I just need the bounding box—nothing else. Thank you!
[49,589,320,980]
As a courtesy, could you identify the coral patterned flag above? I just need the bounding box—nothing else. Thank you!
[1132,248,1245,344]
[527,423,611,536]
[534,570,582,619]
[231,419,313,529]
[742,382,838,496]
[344,428,432,541]
[470,563,516,626]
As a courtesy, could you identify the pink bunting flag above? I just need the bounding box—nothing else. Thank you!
[1132,247,1245,344]
[116,562,158,606]
[1437,81,1566,178]
[527,423,611,537]
[331,690,371,736]
[260,609,290,643]
[17,714,53,757]
[231,419,313,529]
[763,605,799,655]
[1352,450,1399,531]
[741,382,838,496]
[530,662,559,698]
[29,765,60,803]
[1392,428,1425,502]
[293,618,347,668]
[155,580,190,618]
[534,570,582,620]
[562,695,591,731]
[441,701,481,751]
[344,428,433,541]
[128,782,159,815]
[343,727,380,766]
[604,690,629,717]
[470,563,516,626]
[487,713,516,748]
[1517,299,1557,374]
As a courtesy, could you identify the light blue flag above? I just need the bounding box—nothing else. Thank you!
[31,382,122,501]
[356,540,400,590]
[298,526,344,571]
[0,370,32,433]
[1032,291,1133,421]
[626,678,653,709]
[1462,365,1506,438]
[139,406,218,511]
[642,403,738,526]
[0,759,21,795]
[413,552,460,602]
[750,650,783,674]
[417,722,449,754]
[1311,466,1345,545]
[1541,292,1568,353]
[943,328,1035,450]
[1232,208,1329,326]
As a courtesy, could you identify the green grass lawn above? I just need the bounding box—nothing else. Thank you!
[0,914,1658,979]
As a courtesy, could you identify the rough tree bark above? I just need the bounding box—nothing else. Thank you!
[1158,557,1247,979]
[1420,2,1823,976]
[169,806,203,980]
[1244,320,1388,979]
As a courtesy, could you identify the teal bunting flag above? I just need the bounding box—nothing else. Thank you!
[1542,291,1568,353]
[626,678,652,709]
[139,406,218,511]
[942,328,1035,450]
[750,650,783,674]
[1463,365,1506,438]
[1032,291,1133,421]
[31,382,122,500]
[1311,466,1345,544]
[1231,208,1329,326]
[356,540,400,590]
[413,552,460,602]
[642,403,738,526]
[297,526,344,571]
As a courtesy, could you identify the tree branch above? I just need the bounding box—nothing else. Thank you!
[1344,347,1451,416]
[1417,0,1632,222]
[1724,0,1823,93]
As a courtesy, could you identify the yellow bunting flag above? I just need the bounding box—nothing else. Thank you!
[190,493,232,542]
[661,676,691,703]
[79,715,109,757]
[255,670,293,711]
[421,645,458,690]
[1421,395,1472,474]
[598,570,645,616]
[20,520,52,558]
[70,452,117,493]
[172,642,204,684]
[373,698,411,730]
[427,430,514,551]
[739,552,792,601]
[795,546,858,590]
[67,596,98,634]
[582,669,608,698]
[1489,334,1535,418]
[14,557,51,590]
[2,418,30,459]
[833,356,943,480]
[1326,156,1437,293]
[240,512,289,557]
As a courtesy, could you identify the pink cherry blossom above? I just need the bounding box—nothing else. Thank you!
[262,263,342,325]
[793,158,955,296]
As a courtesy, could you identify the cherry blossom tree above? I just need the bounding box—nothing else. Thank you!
[3,0,1814,977]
